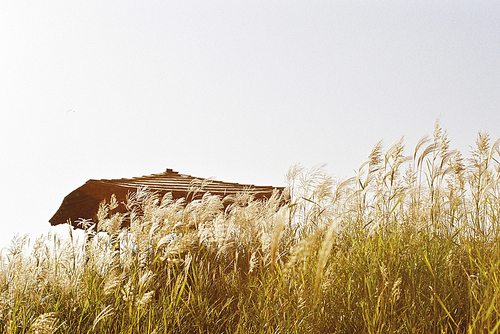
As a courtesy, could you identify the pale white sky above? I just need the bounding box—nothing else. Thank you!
[1,1,499,249]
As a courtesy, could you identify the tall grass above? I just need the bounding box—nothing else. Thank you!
[2,124,500,333]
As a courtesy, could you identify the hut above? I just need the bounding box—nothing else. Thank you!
[50,168,286,229]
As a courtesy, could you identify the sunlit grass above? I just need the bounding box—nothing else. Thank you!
[2,123,500,333]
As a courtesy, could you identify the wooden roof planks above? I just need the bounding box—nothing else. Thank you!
[50,169,286,229]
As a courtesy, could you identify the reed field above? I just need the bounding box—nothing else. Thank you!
[3,123,500,333]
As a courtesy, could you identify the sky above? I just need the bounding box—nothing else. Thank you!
[1,1,499,250]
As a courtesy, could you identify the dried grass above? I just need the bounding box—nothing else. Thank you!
[2,124,500,333]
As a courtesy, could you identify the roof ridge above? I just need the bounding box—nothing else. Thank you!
[85,170,284,190]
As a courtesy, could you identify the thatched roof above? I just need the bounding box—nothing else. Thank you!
[50,169,286,229]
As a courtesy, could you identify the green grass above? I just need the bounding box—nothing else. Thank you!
[2,123,500,333]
